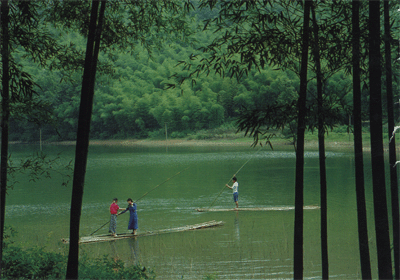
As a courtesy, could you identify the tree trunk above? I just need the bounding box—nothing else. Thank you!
[352,1,372,279]
[0,0,10,275]
[369,1,393,279]
[293,1,311,279]
[384,0,400,278]
[66,1,106,279]
[311,5,328,279]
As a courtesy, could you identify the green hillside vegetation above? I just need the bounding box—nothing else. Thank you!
[8,3,395,143]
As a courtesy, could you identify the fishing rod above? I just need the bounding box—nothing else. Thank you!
[89,204,130,236]
[133,166,190,203]
[208,145,264,208]
[89,166,189,236]
[89,219,114,236]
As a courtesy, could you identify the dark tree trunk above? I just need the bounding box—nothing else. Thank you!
[369,1,393,279]
[384,0,399,278]
[293,1,311,279]
[311,5,328,279]
[0,0,10,275]
[352,1,372,279]
[66,1,106,279]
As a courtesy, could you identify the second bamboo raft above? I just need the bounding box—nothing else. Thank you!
[196,205,320,212]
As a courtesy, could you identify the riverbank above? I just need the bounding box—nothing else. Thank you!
[86,138,355,150]
[37,133,365,152]
[12,131,388,151]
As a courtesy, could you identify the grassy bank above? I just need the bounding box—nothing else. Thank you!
[27,125,394,152]
[67,131,372,152]
[93,129,366,146]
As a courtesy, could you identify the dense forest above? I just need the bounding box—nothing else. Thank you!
[1,1,400,279]
[9,1,392,142]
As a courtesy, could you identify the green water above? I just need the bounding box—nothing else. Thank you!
[4,143,382,279]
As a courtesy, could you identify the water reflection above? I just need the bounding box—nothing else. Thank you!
[109,241,119,262]
[128,237,140,265]
[234,211,240,242]
[109,237,140,266]
[4,145,375,279]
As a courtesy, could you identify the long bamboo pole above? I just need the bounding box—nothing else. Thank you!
[208,145,264,208]
[89,166,189,236]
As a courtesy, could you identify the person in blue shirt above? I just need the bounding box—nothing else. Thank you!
[226,176,239,208]
[121,198,138,235]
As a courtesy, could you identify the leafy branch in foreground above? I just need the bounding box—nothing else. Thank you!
[7,152,73,189]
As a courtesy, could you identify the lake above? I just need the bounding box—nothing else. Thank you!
[4,142,384,279]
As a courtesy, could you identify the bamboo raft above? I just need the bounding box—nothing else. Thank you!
[62,220,224,244]
[196,205,320,212]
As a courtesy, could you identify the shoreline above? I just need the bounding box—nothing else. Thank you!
[10,137,364,151]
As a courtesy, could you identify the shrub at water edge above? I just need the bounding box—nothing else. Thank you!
[1,244,155,279]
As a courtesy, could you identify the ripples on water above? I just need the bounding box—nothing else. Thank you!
[87,150,348,168]
[4,146,368,279]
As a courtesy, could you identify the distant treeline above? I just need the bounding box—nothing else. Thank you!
[8,4,377,142]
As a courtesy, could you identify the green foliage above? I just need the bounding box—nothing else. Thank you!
[79,255,155,280]
[333,125,352,134]
[2,245,67,279]
[1,244,155,280]
[7,1,399,142]
[7,152,73,189]
[18,48,361,141]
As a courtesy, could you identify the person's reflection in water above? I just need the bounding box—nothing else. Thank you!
[234,211,240,242]
[110,240,119,262]
[128,237,140,265]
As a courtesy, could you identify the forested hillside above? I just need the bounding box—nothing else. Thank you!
[2,1,400,279]
[8,2,386,142]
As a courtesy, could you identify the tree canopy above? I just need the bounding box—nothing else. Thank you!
[10,1,396,143]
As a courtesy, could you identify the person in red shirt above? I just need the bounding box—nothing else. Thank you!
[108,198,125,237]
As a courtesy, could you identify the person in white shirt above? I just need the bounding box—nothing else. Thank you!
[226,176,239,208]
